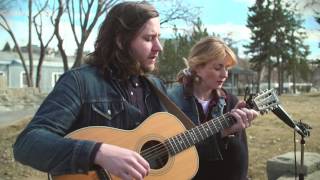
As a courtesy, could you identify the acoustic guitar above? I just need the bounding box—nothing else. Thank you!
[52,89,279,180]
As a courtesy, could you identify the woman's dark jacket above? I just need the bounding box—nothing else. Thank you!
[168,84,249,180]
[13,64,166,175]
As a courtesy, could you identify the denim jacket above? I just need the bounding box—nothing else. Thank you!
[168,84,249,180]
[13,64,166,175]
[168,84,225,161]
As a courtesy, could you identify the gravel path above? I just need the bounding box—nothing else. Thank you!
[0,108,37,128]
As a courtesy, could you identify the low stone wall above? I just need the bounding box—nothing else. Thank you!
[0,87,47,112]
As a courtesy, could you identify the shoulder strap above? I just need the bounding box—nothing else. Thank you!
[146,77,195,130]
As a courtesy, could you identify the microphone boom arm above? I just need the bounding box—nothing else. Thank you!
[272,105,307,137]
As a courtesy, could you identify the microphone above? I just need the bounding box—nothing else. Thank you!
[272,105,306,137]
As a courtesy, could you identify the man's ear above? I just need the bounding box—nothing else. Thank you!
[116,36,123,50]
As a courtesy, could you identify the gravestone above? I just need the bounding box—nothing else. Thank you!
[266,152,320,180]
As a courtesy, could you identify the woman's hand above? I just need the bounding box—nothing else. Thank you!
[94,144,150,180]
[222,100,259,137]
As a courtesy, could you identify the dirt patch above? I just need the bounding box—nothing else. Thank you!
[0,119,47,179]
[0,93,319,179]
[0,88,47,179]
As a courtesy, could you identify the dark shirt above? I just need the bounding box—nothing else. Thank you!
[123,76,148,117]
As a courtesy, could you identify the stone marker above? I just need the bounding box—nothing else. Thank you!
[266,152,320,180]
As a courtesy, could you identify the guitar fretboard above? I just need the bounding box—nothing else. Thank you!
[164,113,236,155]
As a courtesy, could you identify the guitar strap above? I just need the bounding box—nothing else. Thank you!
[146,78,196,130]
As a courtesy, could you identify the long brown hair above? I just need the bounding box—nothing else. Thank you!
[87,1,159,79]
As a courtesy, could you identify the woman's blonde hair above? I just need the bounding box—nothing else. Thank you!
[177,36,237,84]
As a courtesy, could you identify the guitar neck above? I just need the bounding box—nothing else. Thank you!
[165,113,236,155]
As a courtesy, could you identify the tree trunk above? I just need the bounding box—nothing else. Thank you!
[268,58,272,90]
[28,0,33,87]
[292,61,297,94]
[0,14,32,86]
[55,0,69,72]
[58,41,69,71]
[12,33,32,86]
[256,69,261,93]
[276,56,283,95]
[280,58,284,94]
[35,49,45,91]
[72,45,84,68]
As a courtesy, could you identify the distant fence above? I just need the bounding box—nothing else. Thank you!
[164,81,315,96]
[259,82,313,93]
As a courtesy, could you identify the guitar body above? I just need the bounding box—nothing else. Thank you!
[53,112,199,180]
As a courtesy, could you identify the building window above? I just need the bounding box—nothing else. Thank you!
[52,72,63,87]
[20,71,28,87]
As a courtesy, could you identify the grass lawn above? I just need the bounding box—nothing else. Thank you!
[1,92,319,179]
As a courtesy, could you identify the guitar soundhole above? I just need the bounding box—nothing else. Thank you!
[141,140,169,170]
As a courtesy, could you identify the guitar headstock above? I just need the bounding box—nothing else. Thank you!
[245,89,279,114]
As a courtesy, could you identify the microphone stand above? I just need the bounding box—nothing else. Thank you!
[299,136,305,180]
[271,105,312,179]
[296,121,311,180]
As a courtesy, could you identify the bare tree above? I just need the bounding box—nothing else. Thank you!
[33,0,55,89]
[61,0,199,69]
[0,14,32,86]
[51,0,69,71]
[66,0,118,68]
[0,0,34,87]
[2,0,200,85]
[0,0,199,91]
[151,0,200,25]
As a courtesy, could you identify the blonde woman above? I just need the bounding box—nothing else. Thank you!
[168,37,258,180]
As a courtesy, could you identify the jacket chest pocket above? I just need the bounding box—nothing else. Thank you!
[90,100,124,127]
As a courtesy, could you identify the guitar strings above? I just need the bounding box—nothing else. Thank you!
[137,91,276,162]
[139,115,233,162]
[140,126,210,162]
[140,115,231,160]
